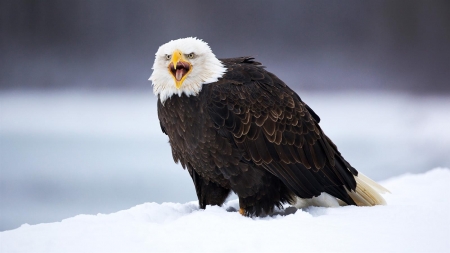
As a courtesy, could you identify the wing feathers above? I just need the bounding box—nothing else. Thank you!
[254,133,273,164]
[262,119,277,136]
[207,61,363,205]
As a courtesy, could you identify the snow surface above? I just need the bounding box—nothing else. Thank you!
[1,168,449,253]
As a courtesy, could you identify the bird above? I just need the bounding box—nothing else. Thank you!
[149,37,389,216]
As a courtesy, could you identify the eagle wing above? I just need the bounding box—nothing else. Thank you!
[206,57,358,203]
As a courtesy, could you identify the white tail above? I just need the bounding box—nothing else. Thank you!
[293,172,389,209]
[347,172,390,206]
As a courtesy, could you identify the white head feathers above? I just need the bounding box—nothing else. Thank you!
[149,37,226,103]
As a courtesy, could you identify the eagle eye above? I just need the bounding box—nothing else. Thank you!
[187,53,195,59]
[165,54,171,60]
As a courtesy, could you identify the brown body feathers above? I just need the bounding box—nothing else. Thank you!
[158,57,364,216]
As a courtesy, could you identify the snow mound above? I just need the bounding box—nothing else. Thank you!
[1,168,449,253]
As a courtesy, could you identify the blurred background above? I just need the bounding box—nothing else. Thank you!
[1,0,449,231]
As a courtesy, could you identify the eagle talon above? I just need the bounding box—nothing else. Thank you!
[239,208,245,216]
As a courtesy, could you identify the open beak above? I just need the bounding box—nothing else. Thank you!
[168,49,192,89]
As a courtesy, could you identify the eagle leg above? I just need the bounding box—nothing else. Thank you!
[188,167,231,209]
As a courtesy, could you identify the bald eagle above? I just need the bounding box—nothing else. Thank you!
[150,37,388,216]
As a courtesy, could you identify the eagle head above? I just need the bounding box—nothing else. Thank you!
[149,37,226,103]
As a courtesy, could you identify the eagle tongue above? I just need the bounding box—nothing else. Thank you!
[175,68,186,81]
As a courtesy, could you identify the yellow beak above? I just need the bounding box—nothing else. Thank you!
[169,49,192,89]
[171,49,183,70]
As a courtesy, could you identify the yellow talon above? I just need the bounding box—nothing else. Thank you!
[239,208,245,215]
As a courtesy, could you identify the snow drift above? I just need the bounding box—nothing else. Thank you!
[1,168,449,253]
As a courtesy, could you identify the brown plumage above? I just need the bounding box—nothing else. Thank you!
[156,56,386,216]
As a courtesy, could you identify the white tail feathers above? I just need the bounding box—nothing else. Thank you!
[293,172,389,209]
[293,192,342,209]
[348,172,390,206]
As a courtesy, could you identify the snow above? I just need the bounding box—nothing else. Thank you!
[1,168,449,253]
